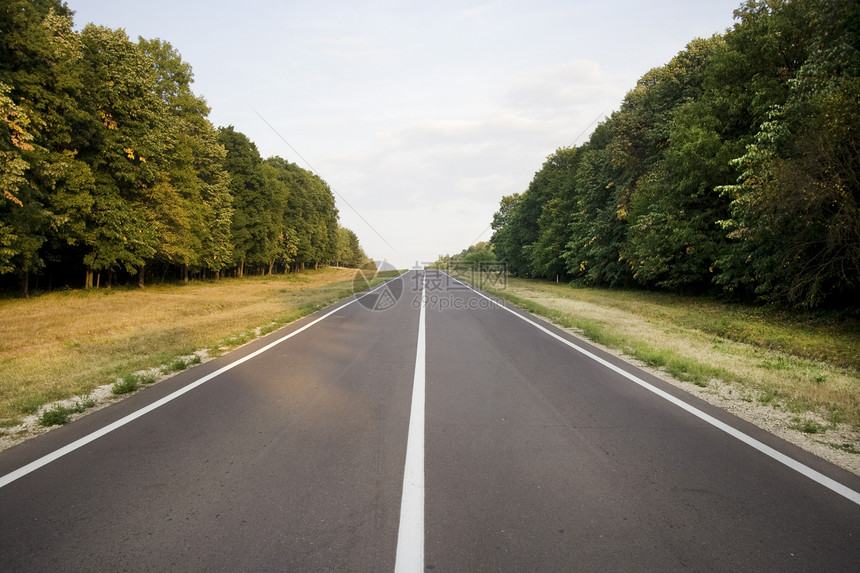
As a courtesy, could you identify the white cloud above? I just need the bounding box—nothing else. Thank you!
[504,60,626,119]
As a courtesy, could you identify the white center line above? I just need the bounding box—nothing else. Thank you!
[447,273,860,507]
[394,271,426,572]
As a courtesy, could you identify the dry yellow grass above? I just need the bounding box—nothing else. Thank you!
[0,267,362,425]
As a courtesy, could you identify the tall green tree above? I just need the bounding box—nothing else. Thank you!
[74,24,172,286]
[271,157,338,270]
[489,193,525,275]
[259,159,291,274]
[0,82,32,209]
[334,226,366,268]
[623,37,743,292]
[218,126,273,276]
[0,1,95,294]
[528,147,581,280]
[563,124,632,288]
[139,38,233,279]
[490,158,564,279]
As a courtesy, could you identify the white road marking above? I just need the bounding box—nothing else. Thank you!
[448,273,860,506]
[0,279,395,490]
[395,271,426,572]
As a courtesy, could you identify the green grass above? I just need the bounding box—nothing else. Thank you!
[789,417,829,435]
[112,375,139,396]
[821,441,860,454]
[38,395,97,427]
[38,406,74,427]
[557,283,860,371]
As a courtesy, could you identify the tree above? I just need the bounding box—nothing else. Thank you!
[718,0,860,307]
[563,124,633,288]
[0,82,34,276]
[334,226,366,268]
[259,159,290,274]
[489,165,558,279]
[489,193,524,274]
[139,38,233,280]
[528,147,581,280]
[0,2,93,294]
[0,2,362,292]
[218,126,274,276]
[272,157,338,270]
[72,24,174,286]
[623,37,743,292]
[0,82,32,208]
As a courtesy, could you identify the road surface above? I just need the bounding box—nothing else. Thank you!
[1,270,858,571]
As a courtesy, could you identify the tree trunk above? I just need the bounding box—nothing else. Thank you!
[21,271,29,298]
[96,272,100,288]
[183,265,189,283]
[85,268,94,289]
[137,265,145,288]
[238,259,244,278]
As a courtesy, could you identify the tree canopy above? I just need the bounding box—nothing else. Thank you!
[0,0,367,294]
[488,0,859,308]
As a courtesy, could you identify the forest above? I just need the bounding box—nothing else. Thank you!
[0,0,367,296]
[487,0,858,309]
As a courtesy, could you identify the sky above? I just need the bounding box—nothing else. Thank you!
[68,0,743,270]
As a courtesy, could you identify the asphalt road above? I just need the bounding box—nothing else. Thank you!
[1,269,858,571]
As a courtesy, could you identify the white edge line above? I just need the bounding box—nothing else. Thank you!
[394,271,426,572]
[445,273,860,506]
[0,277,398,490]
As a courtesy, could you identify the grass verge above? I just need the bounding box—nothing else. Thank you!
[0,267,401,428]
[461,274,860,433]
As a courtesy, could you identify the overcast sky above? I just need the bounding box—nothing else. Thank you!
[69,0,742,269]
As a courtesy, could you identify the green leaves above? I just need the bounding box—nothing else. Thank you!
[490,0,859,308]
[717,0,860,307]
[0,1,364,291]
[335,227,367,268]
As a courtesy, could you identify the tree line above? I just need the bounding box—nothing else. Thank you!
[432,242,495,268]
[489,0,858,309]
[0,0,367,296]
